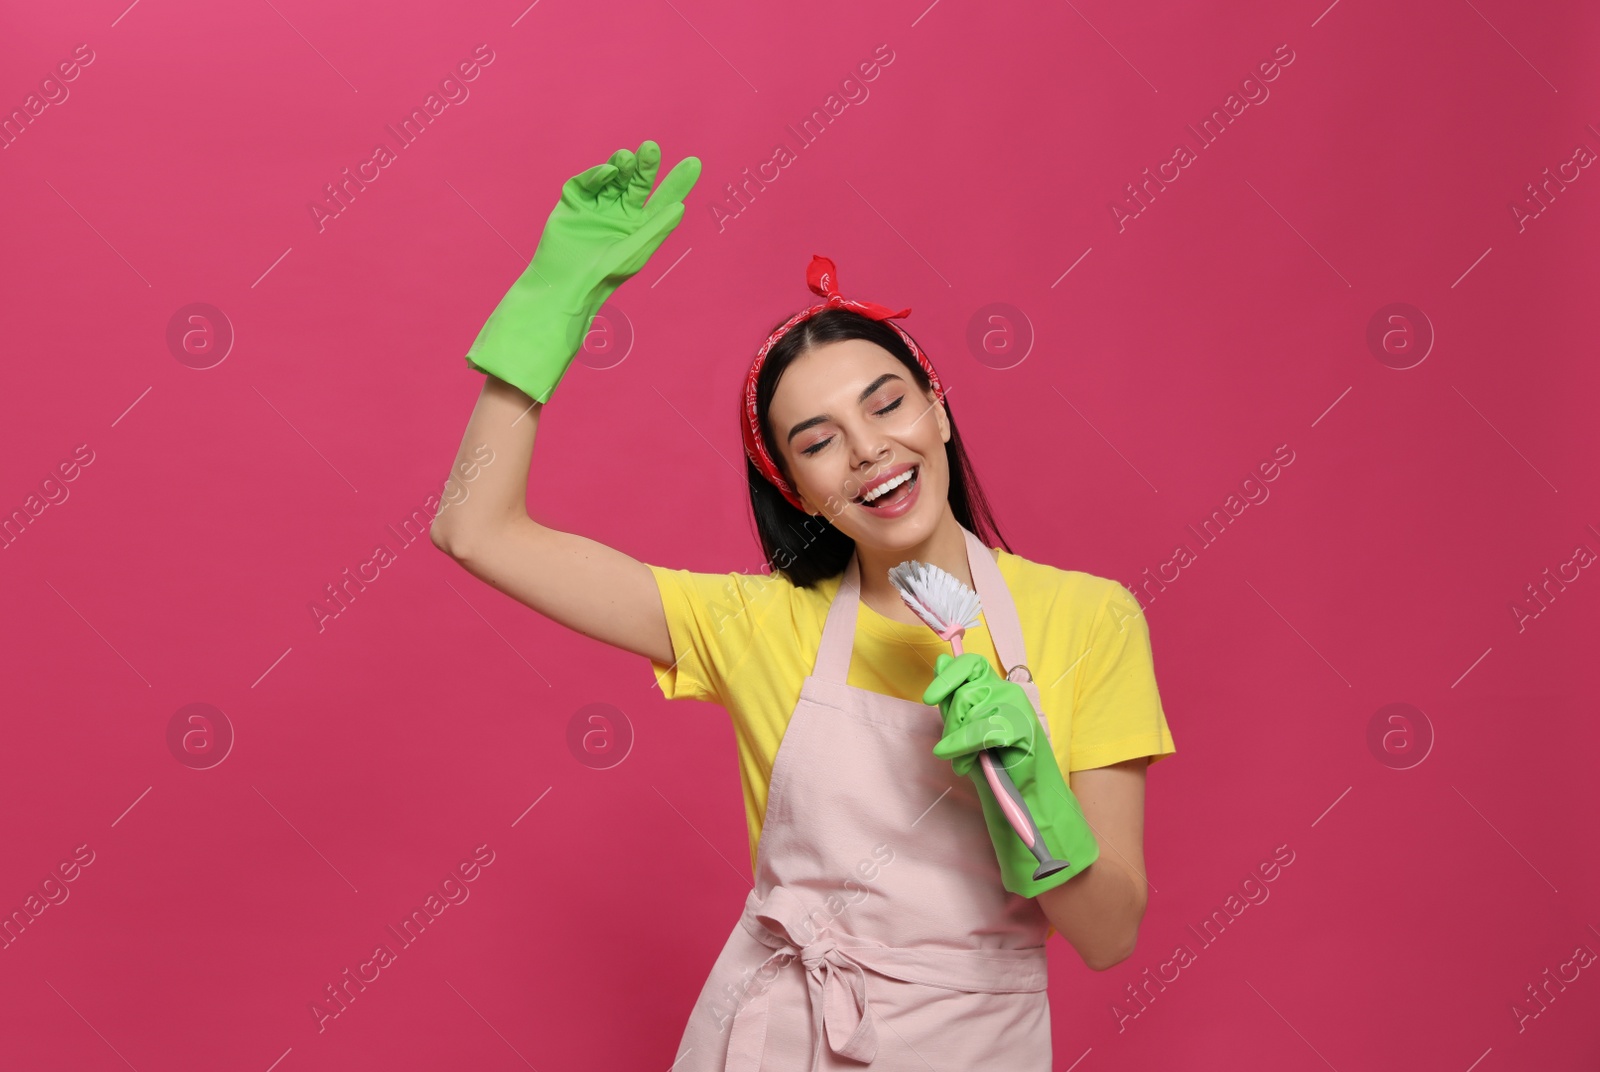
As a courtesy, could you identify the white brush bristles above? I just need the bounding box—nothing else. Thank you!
[886,559,983,635]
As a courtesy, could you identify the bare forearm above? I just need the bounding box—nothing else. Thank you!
[1038,855,1146,971]
[430,374,541,552]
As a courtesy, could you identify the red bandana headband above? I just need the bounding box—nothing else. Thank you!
[741,254,946,513]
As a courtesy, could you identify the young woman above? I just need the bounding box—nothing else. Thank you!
[432,140,1175,1070]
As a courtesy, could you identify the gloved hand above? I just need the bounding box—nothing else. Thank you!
[464,139,701,403]
[924,652,1100,898]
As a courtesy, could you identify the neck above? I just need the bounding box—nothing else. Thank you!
[854,509,973,610]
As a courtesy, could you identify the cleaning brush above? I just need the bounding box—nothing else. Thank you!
[888,558,1070,883]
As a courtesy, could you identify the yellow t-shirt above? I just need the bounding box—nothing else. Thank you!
[648,545,1176,874]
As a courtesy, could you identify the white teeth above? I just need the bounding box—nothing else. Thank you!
[862,467,915,503]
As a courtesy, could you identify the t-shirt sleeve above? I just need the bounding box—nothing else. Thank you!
[1067,581,1176,771]
[646,564,777,705]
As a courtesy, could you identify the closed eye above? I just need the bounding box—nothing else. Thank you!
[799,396,905,456]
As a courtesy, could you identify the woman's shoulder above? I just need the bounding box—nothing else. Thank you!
[994,546,1127,611]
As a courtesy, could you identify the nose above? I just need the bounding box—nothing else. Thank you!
[846,425,892,469]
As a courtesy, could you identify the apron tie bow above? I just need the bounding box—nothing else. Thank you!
[725,888,880,1072]
[798,932,876,1067]
[799,933,836,971]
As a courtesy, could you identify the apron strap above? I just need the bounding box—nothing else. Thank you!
[812,552,861,682]
[962,526,1033,680]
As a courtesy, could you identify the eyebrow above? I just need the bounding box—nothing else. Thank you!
[786,373,905,444]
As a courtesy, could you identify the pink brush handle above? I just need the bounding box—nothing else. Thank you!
[950,635,1037,849]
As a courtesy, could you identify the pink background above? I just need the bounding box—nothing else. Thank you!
[2,0,1597,1068]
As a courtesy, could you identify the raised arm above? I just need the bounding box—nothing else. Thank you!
[428,139,700,667]
[429,376,672,665]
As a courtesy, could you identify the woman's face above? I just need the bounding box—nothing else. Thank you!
[767,337,951,549]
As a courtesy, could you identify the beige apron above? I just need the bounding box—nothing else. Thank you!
[674,526,1057,1071]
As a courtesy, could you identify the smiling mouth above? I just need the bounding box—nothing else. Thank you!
[855,464,919,508]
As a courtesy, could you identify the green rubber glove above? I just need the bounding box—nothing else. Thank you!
[924,652,1100,898]
[464,139,701,403]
